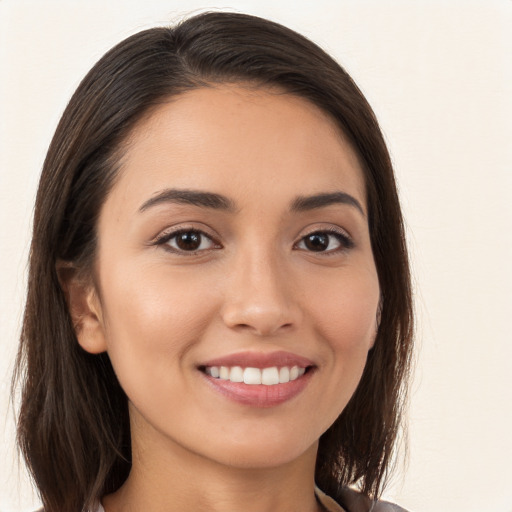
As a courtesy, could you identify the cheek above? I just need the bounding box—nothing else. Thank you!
[98,262,219,390]
[286,263,380,435]
[308,266,380,354]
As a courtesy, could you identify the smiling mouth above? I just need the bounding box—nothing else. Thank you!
[200,365,310,385]
[198,361,315,407]
[197,351,316,406]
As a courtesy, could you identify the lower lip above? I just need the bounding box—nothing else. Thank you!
[201,370,313,408]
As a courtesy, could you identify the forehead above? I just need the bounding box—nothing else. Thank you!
[110,85,366,215]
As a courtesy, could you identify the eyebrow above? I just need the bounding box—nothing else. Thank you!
[139,189,236,212]
[290,192,365,216]
[139,188,364,216]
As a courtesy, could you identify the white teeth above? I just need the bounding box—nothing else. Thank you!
[204,365,307,385]
[243,367,262,385]
[279,366,290,383]
[261,367,279,385]
[229,366,244,383]
[289,366,299,381]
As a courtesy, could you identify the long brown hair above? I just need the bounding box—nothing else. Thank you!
[13,11,413,512]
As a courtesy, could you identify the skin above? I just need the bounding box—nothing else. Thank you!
[66,85,380,512]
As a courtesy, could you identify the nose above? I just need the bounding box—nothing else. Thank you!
[220,250,302,337]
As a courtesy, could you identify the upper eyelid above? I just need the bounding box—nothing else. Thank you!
[152,224,219,243]
[296,225,353,242]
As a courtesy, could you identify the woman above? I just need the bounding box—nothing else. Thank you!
[13,11,413,512]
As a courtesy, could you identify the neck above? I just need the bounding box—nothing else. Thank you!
[103,418,322,512]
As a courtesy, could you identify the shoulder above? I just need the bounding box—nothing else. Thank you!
[316,486,410,512]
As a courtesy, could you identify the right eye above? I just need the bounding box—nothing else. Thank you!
[155,229,220,254]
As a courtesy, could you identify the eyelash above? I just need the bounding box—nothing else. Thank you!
[153,227,354,255]
[294,227,354,254]
[153,228,220,254]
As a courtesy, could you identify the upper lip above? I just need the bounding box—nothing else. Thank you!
[199,350,315,369]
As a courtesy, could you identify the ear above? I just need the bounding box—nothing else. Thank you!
[370,297,383,350]
[56,261,107,354]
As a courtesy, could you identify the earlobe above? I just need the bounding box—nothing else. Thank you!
[56,260,108,354]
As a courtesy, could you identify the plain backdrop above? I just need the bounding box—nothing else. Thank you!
[1,1,511,511]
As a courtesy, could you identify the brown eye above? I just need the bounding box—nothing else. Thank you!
[175,231,202,251]
[296,230,354,253]
[304,233,330,251]
[158,229,218,253]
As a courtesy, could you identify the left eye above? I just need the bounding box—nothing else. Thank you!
[296,231,353,253]
[161,230,217,252]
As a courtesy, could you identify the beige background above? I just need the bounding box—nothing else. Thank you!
[1,1,511,511]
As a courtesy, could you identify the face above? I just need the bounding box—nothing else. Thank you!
[79,85,380,470]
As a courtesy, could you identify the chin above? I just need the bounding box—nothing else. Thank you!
[199,435,319,471]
